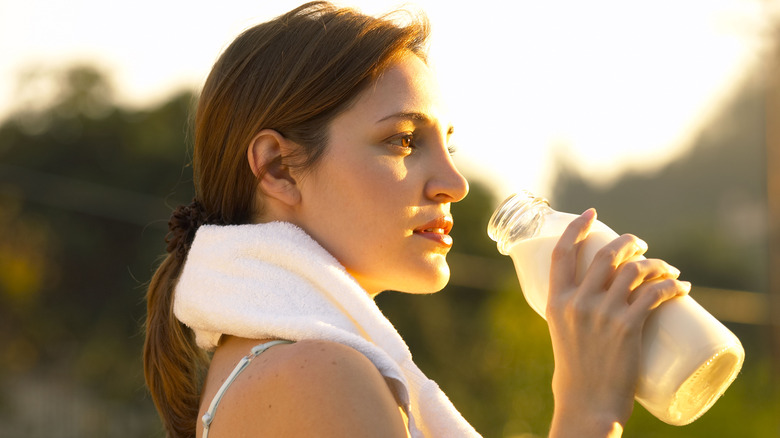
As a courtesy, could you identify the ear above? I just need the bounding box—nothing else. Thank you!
[247,129,301,207]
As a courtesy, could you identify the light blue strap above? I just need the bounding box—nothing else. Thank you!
[202,340,294,438]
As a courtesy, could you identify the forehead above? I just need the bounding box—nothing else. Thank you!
[346,53,447,123]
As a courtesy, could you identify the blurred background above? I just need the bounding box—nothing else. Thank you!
[0,0,778,436]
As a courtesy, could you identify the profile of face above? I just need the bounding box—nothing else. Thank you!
[285,52,469,296]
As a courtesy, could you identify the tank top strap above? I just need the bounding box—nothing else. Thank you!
[202,339,294,438]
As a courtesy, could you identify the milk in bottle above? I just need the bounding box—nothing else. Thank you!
[487,191,744,426]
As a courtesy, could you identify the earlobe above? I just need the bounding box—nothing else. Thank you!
[247,129,302,208]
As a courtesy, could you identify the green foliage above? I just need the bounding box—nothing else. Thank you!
[0,65,192,437]
[479,280,556,437]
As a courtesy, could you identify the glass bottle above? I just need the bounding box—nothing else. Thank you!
[487,191,744,426]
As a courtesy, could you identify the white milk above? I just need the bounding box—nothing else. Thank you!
[506,230,745,425]
[508,231,618,319]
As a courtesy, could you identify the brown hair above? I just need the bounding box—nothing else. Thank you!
[143,2,430,437]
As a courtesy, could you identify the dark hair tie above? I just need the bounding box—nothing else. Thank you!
[165,199,210,259]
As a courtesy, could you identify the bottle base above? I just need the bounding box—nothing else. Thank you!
[638,343,744,426]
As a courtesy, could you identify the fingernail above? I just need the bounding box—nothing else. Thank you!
[680,281,692,293]
[581,208,596,219]
[636,238,648,251]
[669,265,681,277]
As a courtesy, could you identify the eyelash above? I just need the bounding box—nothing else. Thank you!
[386,132,457,156]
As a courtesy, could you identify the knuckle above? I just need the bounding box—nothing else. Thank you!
[548,295,588,322]
[622,233,643,248]
[647,286,667,302]
[567,295,596,320]
[639,279,675,303]
[659,278,678,293]
[620,260,643,277]
[595,246,620,265]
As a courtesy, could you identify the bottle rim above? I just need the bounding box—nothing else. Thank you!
[487,191,550,255]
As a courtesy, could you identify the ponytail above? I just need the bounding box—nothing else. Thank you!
[144,201,212,438]
[144,255,207,438]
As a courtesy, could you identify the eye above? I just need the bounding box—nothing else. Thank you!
[386,132,416,152]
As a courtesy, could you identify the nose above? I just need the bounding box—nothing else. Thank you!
[424,147,469,203]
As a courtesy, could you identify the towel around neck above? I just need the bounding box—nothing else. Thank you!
[174,221,481,437]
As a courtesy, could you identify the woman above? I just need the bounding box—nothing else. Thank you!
[144,2,690,437]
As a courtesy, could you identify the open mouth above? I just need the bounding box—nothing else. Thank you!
[413,216,454,247]
[414,216,453,234]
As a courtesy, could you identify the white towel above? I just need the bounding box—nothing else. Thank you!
[174,221,481,438]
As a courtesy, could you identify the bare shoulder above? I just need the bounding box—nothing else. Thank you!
[201,339,407,438]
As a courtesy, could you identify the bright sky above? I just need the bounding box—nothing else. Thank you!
[0,0,771,197]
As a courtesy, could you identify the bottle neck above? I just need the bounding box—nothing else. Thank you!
[487,191,552,255]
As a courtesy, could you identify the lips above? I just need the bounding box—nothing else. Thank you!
[413,216,454,248]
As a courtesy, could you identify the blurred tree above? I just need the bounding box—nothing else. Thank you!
[550,68,767,294]
[0,65,194,437]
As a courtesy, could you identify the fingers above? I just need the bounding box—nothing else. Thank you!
[578,233,648,294]
[626,277,691,321]
[550,208,596,293]
[609,258,680,303]
[602,258,689,327]
[548,210,689,325]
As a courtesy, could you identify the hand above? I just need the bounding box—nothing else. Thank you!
[546,209,691,437]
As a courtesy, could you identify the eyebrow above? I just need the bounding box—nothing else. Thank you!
[376,111,431,123]
[376,111,455,135]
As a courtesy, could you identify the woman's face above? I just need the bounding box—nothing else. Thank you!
[293,53,469,296]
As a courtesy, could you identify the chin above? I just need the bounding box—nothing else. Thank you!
[357,258,452,295]
[398,265,451,294]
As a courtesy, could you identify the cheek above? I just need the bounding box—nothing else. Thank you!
[333,157,409,212]
[305,160,401,240]
[328,164,413,263]
[340,165,408,239]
